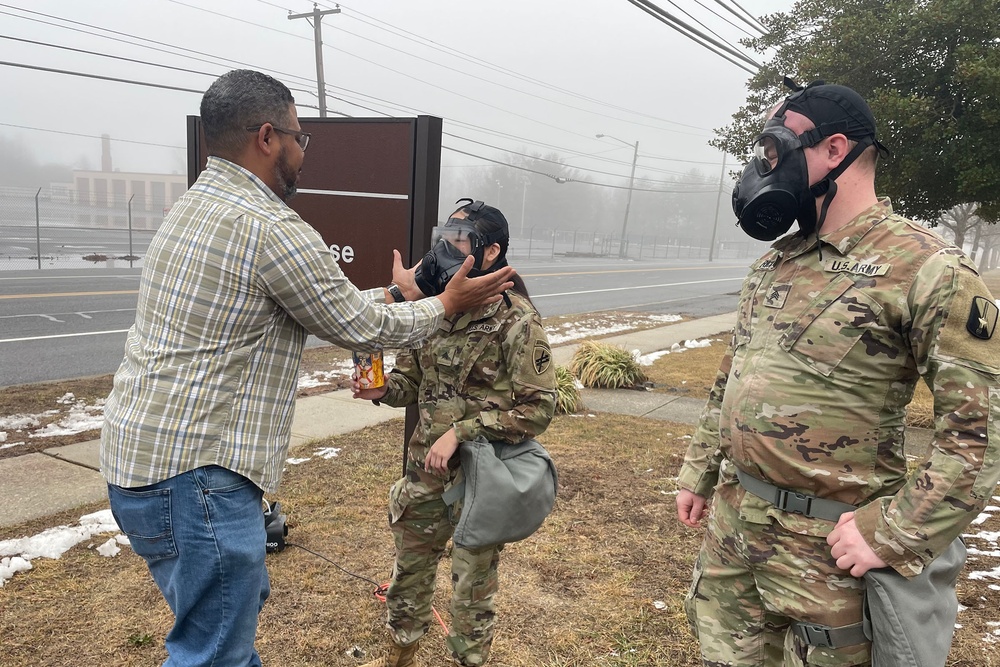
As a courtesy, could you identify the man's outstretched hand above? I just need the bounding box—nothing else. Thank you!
[437,256,515,315]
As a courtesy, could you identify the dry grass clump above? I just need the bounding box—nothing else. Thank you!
[553,365,582,415]
[570,341,647,389]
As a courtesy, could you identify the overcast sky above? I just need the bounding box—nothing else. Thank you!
[0,0,793,188]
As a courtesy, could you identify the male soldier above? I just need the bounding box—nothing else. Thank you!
[675,80,1000,666]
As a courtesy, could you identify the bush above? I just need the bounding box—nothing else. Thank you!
[554,365,582,414]
[570,341,647,389]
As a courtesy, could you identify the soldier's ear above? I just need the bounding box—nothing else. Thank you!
[484,243,501,264]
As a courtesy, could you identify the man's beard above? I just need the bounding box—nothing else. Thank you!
[274,146,299,201]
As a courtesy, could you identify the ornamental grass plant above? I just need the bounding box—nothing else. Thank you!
[569,340,647,389]
[553,365,582,414]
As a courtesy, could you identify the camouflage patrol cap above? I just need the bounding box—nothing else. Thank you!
[782,80,879,141]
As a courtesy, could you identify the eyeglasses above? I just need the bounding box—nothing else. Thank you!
[246,123,311,152]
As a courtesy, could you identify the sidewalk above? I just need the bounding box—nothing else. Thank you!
[0,311,930,532]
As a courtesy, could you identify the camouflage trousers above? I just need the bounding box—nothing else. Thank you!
[385,464,501,667]
[684,494,870,666]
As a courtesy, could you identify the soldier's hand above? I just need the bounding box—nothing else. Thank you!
[436,256,515,316]
[827,511,887,577]
[677,489,707,528]
[425,428,459,475]
[351,375,388,401]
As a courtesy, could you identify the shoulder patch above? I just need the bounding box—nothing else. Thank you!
[532,342,552,375]
[967,296,998,340]
[763,283,790,309]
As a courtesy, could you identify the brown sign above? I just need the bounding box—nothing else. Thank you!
[187,116,442,290]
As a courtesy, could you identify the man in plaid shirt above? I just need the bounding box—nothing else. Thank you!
[101,69,513,666]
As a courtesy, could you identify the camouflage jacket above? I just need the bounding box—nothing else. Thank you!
[678,200,1000,576]
[380,290,557,459]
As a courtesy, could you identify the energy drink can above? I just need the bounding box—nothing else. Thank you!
[352,350,385,389]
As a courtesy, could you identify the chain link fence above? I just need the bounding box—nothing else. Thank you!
[0,186,173,271]
[507,227,768,261]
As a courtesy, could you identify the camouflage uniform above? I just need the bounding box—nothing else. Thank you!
[377,290,556,666]
[678,200,1000,666]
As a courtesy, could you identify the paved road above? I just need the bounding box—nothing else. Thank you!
[0,257,748,387]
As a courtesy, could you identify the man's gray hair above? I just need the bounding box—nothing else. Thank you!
[200,70,295,158]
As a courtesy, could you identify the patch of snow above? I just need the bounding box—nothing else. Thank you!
[0,509,121,586]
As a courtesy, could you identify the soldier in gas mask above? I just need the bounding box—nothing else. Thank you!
[675,80,1000,666]
[353,199,556,667]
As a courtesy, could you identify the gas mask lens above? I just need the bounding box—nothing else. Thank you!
[431,225,476,259]
[753,135,780,174]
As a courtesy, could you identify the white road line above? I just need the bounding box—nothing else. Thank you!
[0,329,130,343]
[533,277,742,298]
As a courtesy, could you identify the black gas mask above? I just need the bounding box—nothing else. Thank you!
[732,116,818,241]
[732,79,887,242]
[414,199,509,297]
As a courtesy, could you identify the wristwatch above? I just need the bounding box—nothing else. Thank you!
[387,283,406,303]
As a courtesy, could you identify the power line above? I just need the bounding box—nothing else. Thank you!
[0,33,321,101]
[0,122,184,149]
[625,0,760,74]
[0,5,321,92]
[168,0,652,147]
[5,2,725,171]
[324,0,714,133]
[1,4,727,181]
[715,0,768,35]
[0,60,322,111]
[0,60,205,94]
[443,132,710,183]
[691,0,756,38]
[320,20,706,137]
[442,147,716,193]
[661,0,739,46]
[323,84,722,175]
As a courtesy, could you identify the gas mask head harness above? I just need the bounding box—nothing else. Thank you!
[732,78,890,242]
[414,198,510,297]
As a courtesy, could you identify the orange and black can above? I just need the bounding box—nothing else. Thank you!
[352,350,385,389]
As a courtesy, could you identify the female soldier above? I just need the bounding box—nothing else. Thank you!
[353,199,556,667]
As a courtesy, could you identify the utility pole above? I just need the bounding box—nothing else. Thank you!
[596,134,638,259]
[520,181,529,238]
[288,3,341,118]
[620,139,638,258]
[708,152,727,262]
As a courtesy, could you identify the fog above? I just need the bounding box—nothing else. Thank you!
[0,0,793,244]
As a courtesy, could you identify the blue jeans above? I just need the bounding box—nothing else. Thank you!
[108,465,270,666]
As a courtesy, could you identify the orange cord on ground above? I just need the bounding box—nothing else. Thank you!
[374,581,450,633]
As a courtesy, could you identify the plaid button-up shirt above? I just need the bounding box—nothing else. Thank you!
[101,157,444,493]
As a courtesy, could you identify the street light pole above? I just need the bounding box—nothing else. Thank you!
[597,134,639,259]
[708,152,728,262]
[496,180,503,208]
[520,181,529,238]
[288,3,341,118]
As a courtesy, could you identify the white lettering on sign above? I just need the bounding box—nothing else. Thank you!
[328,244,355,263]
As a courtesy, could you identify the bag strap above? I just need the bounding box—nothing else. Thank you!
[442,481,465,506]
